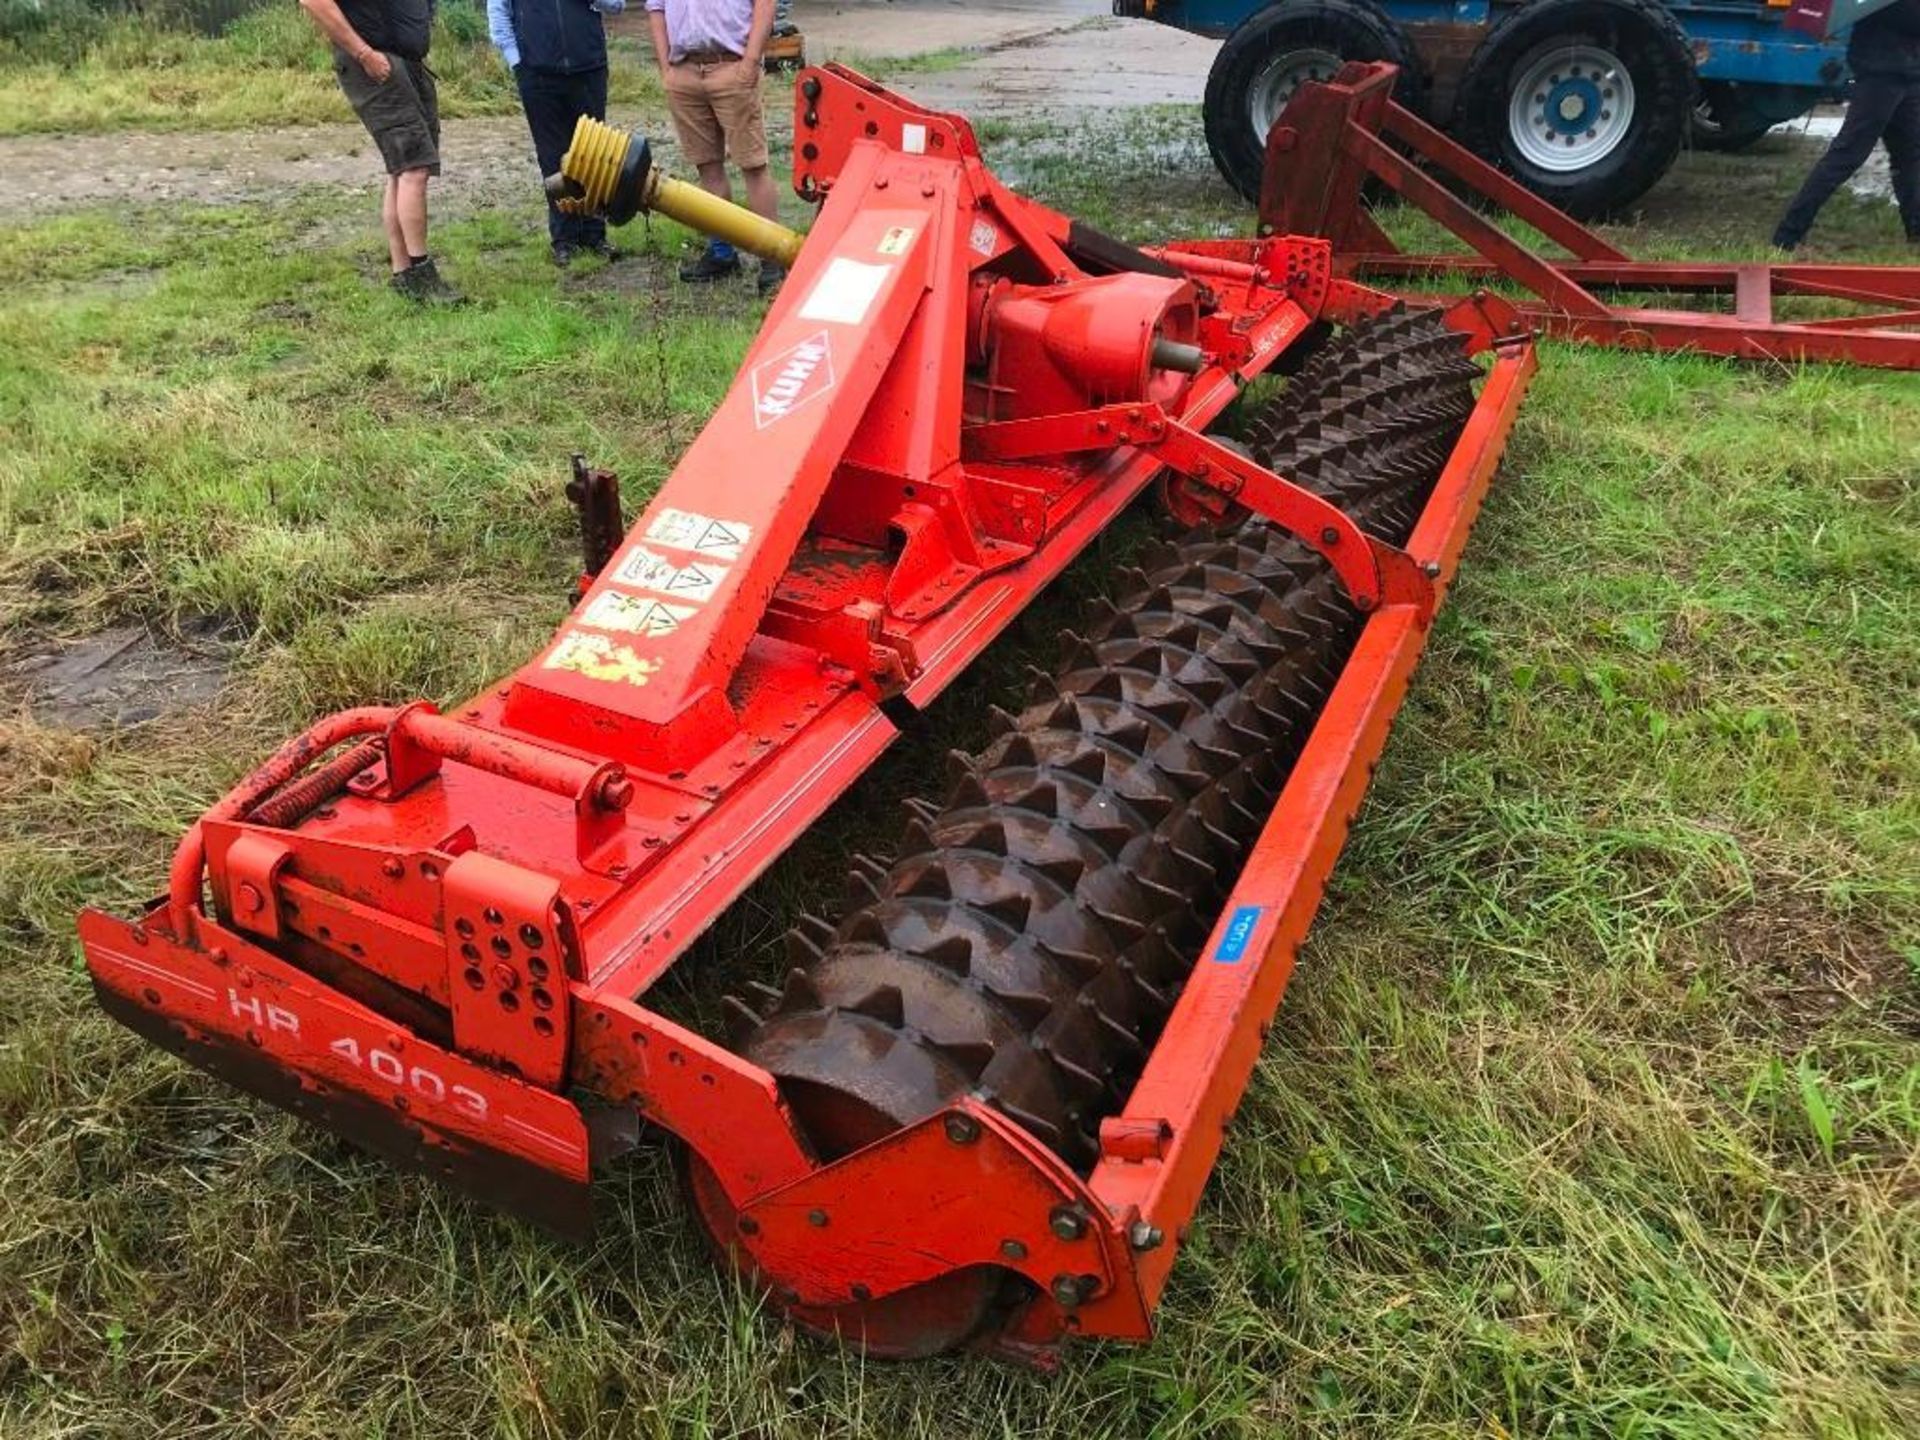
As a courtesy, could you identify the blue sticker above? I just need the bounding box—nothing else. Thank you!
[1214,905,1264,963]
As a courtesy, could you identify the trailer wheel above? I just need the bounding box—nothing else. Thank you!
[1454,0,1693,219]
[1203,0,1419,203]
[1690,80,1797,152]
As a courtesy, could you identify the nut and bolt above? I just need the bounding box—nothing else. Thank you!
[1048,1205,1088,1241]
[1128,1221,1165,1252]
[1049,1273,1093,1309]
[236,883,265,915]
[943,1112,980,1145]
[807,1208,829,1228]
[597,772,635,811]
[999,1239,1028,1261]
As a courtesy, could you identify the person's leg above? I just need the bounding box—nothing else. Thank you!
[575,67,611,250]
[518,67,578,251]
[394,168,431,260]
[1884,81,1920,239]
[740,163,778,223]
[664,62,738,279]
[381,175,409,272]
[714,59,781,291]
[1773,76,1902,248]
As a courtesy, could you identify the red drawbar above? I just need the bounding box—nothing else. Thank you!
[1258,61,1920,372]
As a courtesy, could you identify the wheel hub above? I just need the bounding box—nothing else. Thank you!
[1507,43,1635,173]
[1248,47,1344,138]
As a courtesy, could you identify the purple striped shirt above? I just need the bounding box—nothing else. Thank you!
[645,0,753,62]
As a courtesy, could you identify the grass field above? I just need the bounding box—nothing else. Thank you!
[2,52,1918,1440]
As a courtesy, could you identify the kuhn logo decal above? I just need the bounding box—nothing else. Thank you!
[750,331,835,429]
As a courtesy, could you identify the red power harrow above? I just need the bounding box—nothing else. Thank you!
[1263,62,1920,371]
[79,66,1535,1362]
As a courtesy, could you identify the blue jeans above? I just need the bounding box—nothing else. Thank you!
[516,65,610,247]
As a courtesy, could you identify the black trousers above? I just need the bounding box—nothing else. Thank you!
[516,64,609,247]
[1773,74,1920,247]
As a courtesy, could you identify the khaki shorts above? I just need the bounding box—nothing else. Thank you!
[335,51,441,176]
[663,55,769,171]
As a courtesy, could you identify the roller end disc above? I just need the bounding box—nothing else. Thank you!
[681,1010,1002,1359]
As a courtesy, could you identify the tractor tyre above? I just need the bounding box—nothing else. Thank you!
[1453,0,1694,220]
[1689,80,1784,152]
[1203,0,1421,203]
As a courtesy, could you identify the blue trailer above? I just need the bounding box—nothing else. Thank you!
[1117,0,1862,216]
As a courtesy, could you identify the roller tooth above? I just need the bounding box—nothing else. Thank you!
[845,984,905,1028]
[961,818,1007,855]
[995,1101,1065,1145]
[1010,780,1059,817]
[746,980,783,1010]
[996,990,1053,1028]
[899,861,952,901]
[784,927,826,968]
[1048,1052,1111,1099]
[1083,671,1125,702]
[842,912,889,947]
[722,996,764,1045]
[929,1038,995,1079]
[1031,854,1086,890]
[1088,904,1147,943]
[1046,697,1079,729]
[902,797,941,825]
[1000,734,1039,768]
[794,914,837,949]
[949,772,990,810]
[988,704,1022,737]
[1057,746,1107,784]
[901,817,938,856]
[851,852,891,886]
[1086,597,1120,626]
[778,967,821,1011]
[1023,663,1055,695]
[848,868,884,906]
[920,933,973,972]
[1039,942,1107,983]
[981,888,1033,931]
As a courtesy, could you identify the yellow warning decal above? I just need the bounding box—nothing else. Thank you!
[543,631,662,686]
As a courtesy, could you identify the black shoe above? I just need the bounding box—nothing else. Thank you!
[679,248,742,283]
[585,240,625,262]
[390,257,464,305]
[552,242,577,268]
[757,261,786,297]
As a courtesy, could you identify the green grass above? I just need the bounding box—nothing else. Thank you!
[2,94,1917,1438]
[0,6,661,135]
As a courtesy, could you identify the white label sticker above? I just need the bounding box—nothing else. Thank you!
[644,507,754,561]
[902,122,927,154]
[582,589,697,637]
[798,257,892,327]
[969,218,999,257]
[613,545,728,603]
[749,330,837,429]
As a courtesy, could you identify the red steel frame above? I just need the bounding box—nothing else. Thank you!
[1260,62,1920,371]
[77,65,1536,1360]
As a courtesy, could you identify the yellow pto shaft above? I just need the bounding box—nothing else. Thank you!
[547,116,805,269]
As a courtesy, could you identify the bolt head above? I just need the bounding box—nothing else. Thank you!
[943,1112,981,1145]
[491,963,520,992]
[1048,1205,1088,1241]
[1049,1274,1088,1309]
[999,1238,1028,1261]
[807,1208,828,1228]
[236,883,264,914]
[1128,1221,1165,1252]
